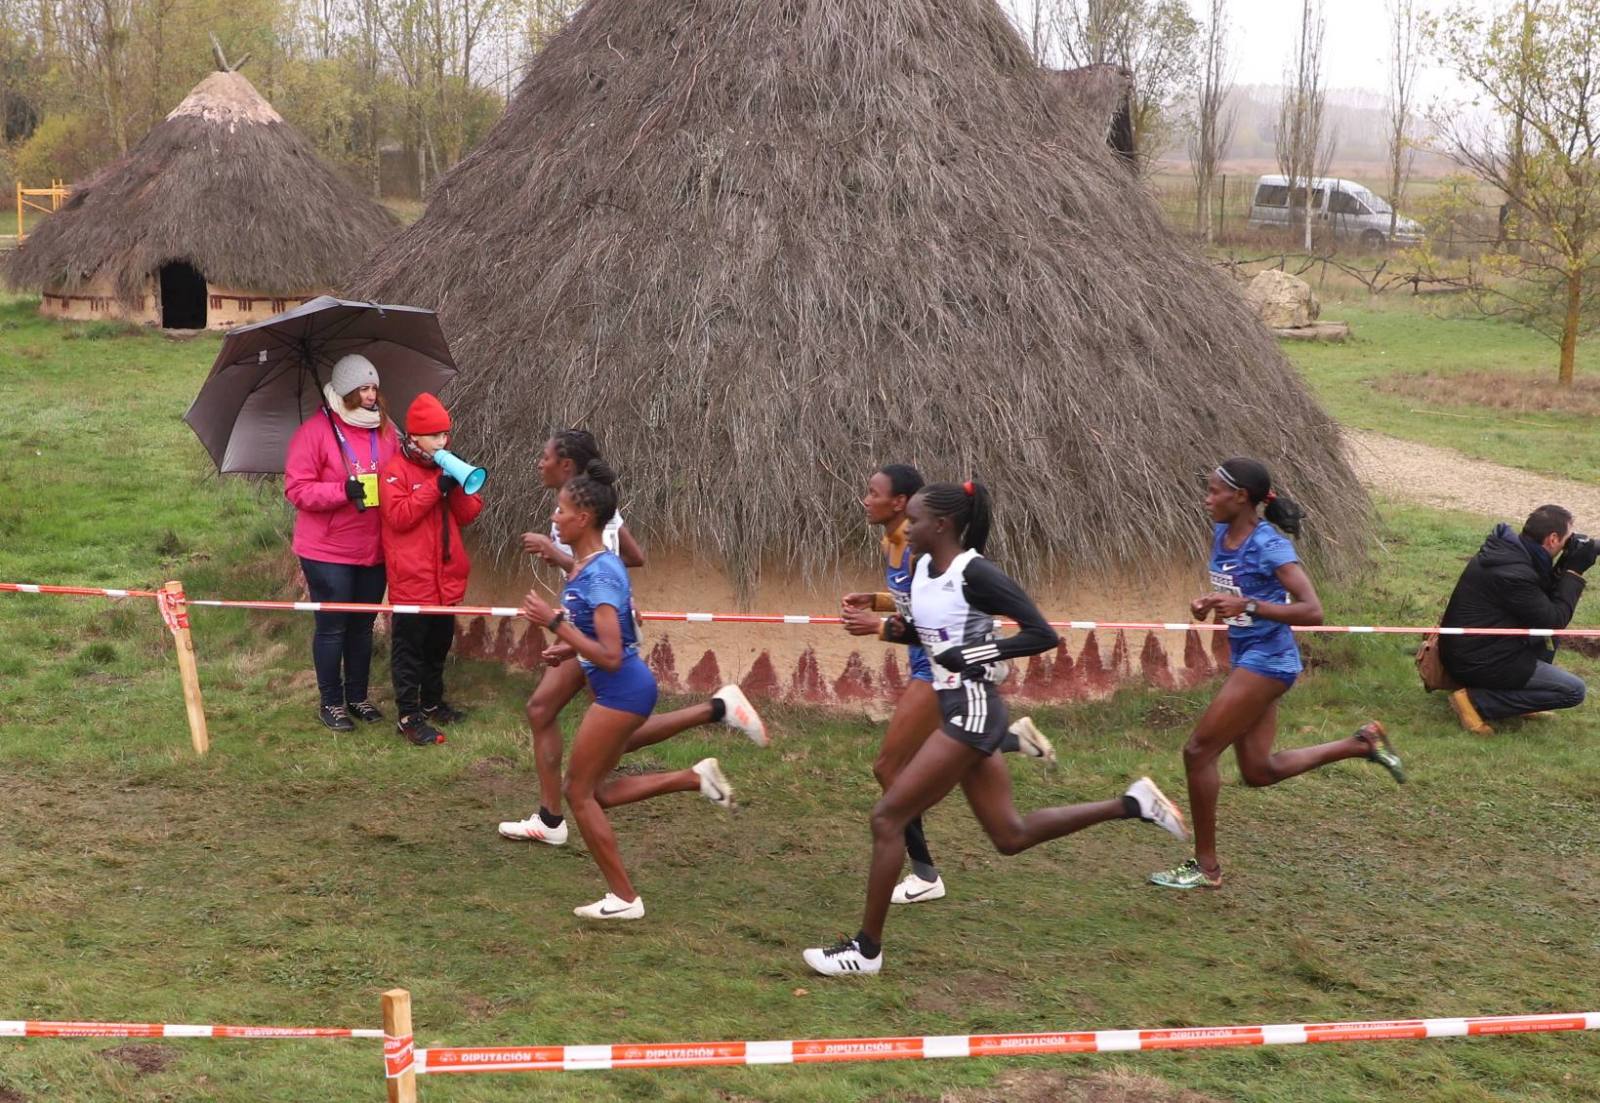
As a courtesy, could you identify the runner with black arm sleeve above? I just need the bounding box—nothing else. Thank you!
[803,480,1190,977]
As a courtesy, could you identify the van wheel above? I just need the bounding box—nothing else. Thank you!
[1360,229,1386,250]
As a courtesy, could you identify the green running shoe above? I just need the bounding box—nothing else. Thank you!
[1356,721,1406,784]
[1148,858,1222,890]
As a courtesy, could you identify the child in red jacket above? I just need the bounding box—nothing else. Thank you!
[379,393,484,745]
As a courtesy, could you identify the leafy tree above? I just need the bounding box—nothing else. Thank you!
[1434,0,1600,384]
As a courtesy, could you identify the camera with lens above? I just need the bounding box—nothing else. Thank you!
[1558,532,1598,574]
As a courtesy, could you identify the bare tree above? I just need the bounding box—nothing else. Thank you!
[1385,0,1420,239]
[1188,0,1235,244]
[1275,0,1336,250]
[1052,0,1199,163]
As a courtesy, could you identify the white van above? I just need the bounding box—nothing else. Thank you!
[1248,175,1424,248]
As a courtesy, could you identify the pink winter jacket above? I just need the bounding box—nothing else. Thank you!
[284,412,399,566]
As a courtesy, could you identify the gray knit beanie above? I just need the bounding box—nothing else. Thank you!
[330,354,380,396]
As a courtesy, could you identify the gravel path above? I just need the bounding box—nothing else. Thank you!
[1344,429,1600,522]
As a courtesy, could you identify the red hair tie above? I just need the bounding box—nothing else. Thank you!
[963,480,975,496]
[1266,490,1278,503]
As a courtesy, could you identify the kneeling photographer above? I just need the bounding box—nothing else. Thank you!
[1438,505,1595,734]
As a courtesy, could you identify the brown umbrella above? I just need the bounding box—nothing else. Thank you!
[183,296,458,474]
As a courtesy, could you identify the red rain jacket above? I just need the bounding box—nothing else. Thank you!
[378,449,484,605]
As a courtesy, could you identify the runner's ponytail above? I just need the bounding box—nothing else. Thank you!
[1217,457,1305,536]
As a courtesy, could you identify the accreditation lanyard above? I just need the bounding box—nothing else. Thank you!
[325,409,379,476]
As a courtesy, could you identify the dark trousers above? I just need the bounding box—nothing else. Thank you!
[1466,660,1587,720]
[391,612,456,718]
[300,557,387,709]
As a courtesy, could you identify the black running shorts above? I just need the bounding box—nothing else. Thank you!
[936,681,1010,755]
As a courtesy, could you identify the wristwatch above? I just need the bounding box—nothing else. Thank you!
[1243,600,1259,617]
[547,610,567,631]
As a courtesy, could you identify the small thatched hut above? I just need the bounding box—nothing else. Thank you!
[348,0,1371,702]
[7,70,397,330]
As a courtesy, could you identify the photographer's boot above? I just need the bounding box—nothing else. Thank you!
[1448,689,1494,736]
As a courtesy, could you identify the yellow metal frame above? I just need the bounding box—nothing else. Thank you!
[15,180,71,242]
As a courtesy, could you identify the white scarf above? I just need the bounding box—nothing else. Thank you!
[323,382,382,430]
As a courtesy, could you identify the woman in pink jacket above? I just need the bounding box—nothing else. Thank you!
[283,354,399,731]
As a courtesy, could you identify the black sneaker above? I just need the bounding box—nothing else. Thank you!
[423,701,467,726]
[397,714,446,746]
[319,704,355,732]
[347,700,384,724]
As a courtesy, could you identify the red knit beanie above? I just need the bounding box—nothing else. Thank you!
[406,393,451,435]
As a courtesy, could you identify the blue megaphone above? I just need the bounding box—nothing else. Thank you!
[433,448,487,495]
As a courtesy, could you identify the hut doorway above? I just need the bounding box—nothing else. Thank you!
[159,262,207,328]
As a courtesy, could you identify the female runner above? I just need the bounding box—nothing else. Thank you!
[1148,458,1405,891]
[806,481,1188,975]
[498,429,766,844]
[518,461,733,919]
[840,464,1057,906]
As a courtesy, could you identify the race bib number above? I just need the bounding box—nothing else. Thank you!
[1208,569,1252,627]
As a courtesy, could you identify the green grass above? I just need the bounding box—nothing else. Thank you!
[3,294,1600,1101]
[1285,299,1600,486]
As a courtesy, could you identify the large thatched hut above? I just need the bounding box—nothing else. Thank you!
[7,70,397,331]
[347,0,1371,703]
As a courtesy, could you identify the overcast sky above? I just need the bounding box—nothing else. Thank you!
[1003,0,1483,102]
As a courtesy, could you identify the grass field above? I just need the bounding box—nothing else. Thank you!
[2,295,1599,1102]
[1282,298,1600,486]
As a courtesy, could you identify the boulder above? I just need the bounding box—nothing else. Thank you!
[1243,269,1320,329]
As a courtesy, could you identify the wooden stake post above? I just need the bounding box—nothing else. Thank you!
[161,581,210,755]
[383,989,418,1103]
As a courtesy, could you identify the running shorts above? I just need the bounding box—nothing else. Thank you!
[936,681,1010,755]
[1228,637,1301,688]
[584,653,659,717]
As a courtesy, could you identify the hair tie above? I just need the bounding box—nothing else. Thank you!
[1266,490,1278,503]
[963,480,975,496]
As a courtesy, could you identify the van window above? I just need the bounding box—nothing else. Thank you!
[1329,190,1366,215]
[1255,184,1290,207]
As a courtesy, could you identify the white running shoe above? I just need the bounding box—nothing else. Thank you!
[802,937,882,976]
[497,813,569,846]
[573,892,645,921]
[891,873,947,905]
[1125,776,1188,841]
[693,757,735,809]
[713,684,769,747]
[1009,716,1058,770]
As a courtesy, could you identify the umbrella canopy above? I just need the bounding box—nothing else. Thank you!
[184,296,458,474]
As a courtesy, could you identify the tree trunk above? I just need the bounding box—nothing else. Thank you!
[1559,267,1581,386]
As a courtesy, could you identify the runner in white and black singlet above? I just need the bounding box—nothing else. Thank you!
[804,480,1190,977]
[841,464,1059,907]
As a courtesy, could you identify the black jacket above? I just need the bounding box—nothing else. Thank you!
[1439,523,1585,690]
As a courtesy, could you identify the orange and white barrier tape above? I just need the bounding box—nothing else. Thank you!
[401,1011,1600,1075]
[2,1019,381,1040]
[6,579,1600,638]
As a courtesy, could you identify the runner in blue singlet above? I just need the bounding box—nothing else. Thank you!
[1147,458,1406,893]
[517,459,735,922]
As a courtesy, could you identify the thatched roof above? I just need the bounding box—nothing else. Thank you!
[1047,64,1136,160]
[7,71,397,300]
[347,0,1370,593]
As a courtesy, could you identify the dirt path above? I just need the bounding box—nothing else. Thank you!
[1344,429,1600,522]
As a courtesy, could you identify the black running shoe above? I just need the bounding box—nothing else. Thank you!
[424,701,467,726]
[319,704,355,732]
[397,714,446,746]
[347,700,384,724]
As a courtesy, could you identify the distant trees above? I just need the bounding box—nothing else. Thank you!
[1275,0,1336,251]
[1433,0,1600,384]
[1189,0,1235,244]
[2,0,581,196]
[1385,0,1421,241]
